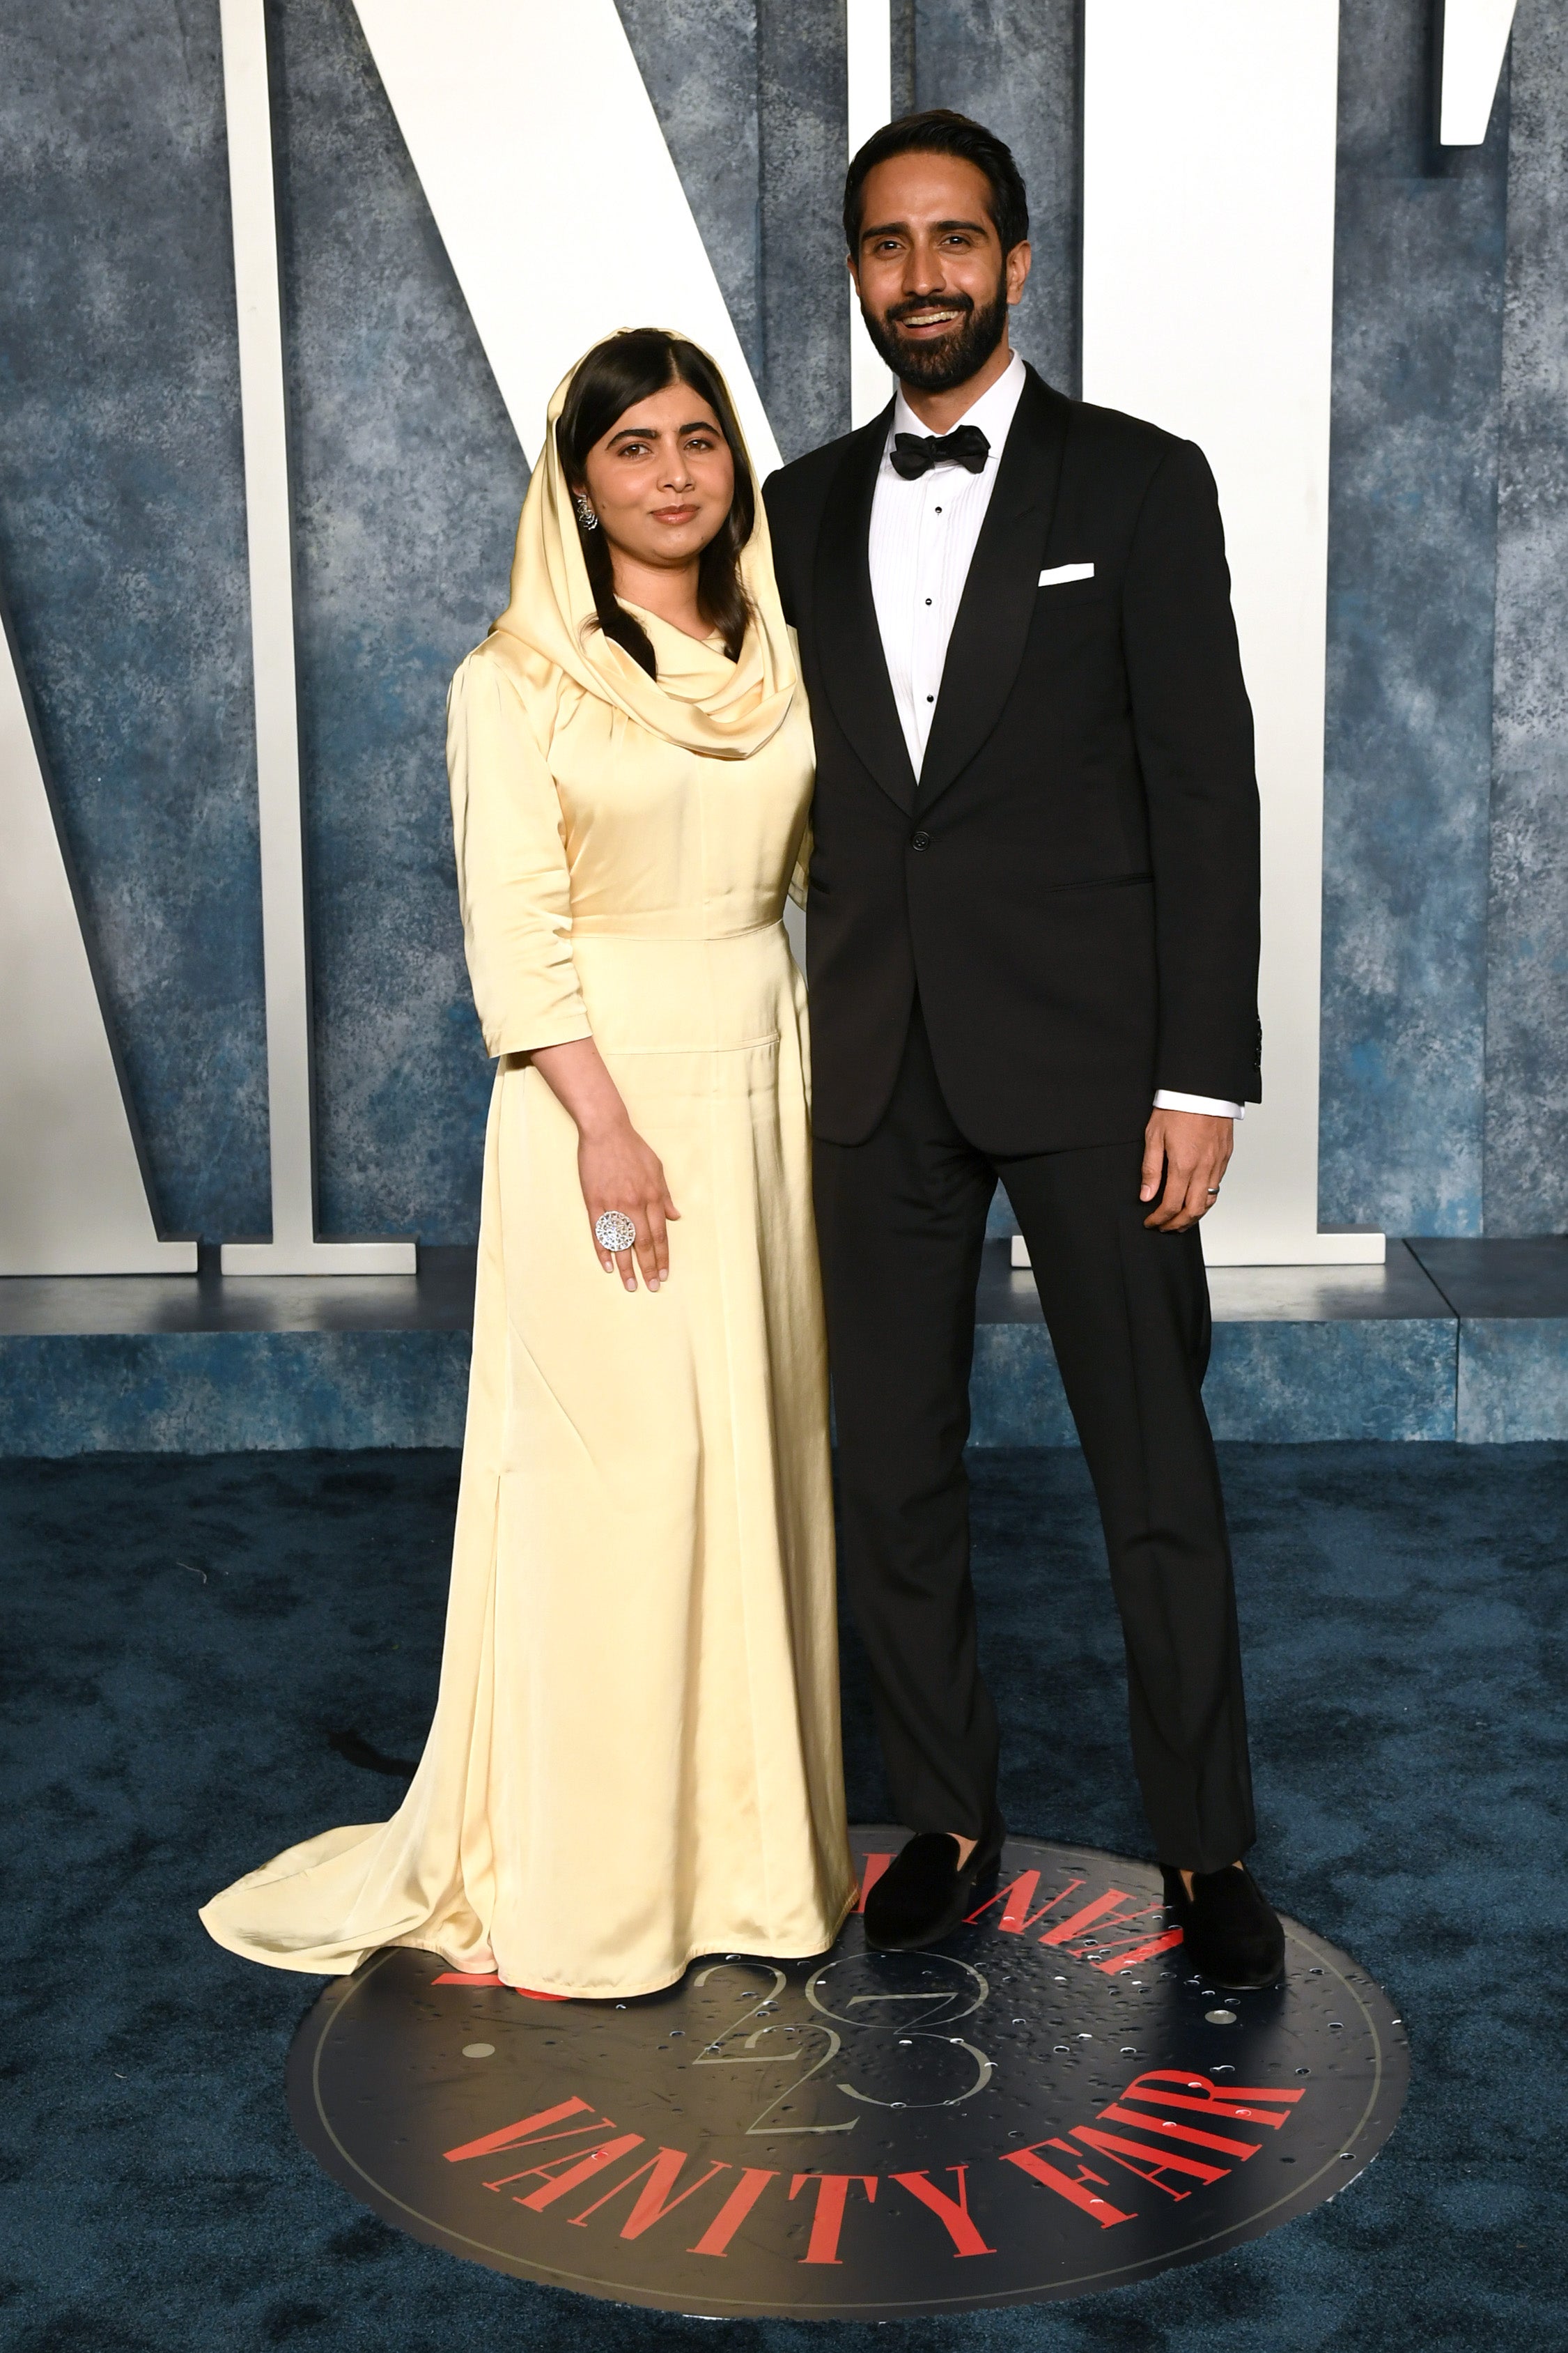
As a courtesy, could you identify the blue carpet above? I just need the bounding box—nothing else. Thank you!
[1,1444,1564,2350]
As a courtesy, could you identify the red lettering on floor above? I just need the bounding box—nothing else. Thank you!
[443,2096,596,2163]
[999,2139,1135,2228]
[1069,2124,1229,2198]
[890,2166,995,2256]
[566,2145,729,2238]
[967,1872,1087,1932]
[1037,1888,1137,1946]
[1097,2104,1261,2161]
[1116,2069,1305,2129]
[1094,1928,1185,1973]
[430,1970,567,2001]
[688,2167,777,2258]
[856,1854,893,1911]
[789,2173,878,2264]
[511,2132,646,2211]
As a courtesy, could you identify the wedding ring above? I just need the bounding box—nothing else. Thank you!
[594,1210,637,1253]
[1206,1187,1221,1196]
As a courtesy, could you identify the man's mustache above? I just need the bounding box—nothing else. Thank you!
[883,293,975,329]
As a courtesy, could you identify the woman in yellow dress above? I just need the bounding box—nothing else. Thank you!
[201,332,855,1998]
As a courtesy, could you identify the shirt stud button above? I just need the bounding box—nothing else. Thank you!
[910,829,931,851]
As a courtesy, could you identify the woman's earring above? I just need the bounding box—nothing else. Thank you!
[573,492,599,532]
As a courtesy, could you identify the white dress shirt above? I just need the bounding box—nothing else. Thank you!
[865,350,1243,1121]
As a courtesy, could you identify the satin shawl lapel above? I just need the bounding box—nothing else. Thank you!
[813,406,917,816]
[917,372,1071,815]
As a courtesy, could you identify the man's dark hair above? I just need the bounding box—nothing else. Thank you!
[843,109,1030,259]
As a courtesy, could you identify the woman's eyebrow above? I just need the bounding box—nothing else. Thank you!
[607,417,720,444]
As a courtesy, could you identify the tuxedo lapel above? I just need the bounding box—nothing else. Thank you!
[812,406,917,817]
[917,371,1070,815]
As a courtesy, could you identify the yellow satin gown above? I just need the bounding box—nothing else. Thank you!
[201,371,855,1998]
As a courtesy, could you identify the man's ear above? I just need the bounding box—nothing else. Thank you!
[846,251,862,298]
[1005,240,1032,307]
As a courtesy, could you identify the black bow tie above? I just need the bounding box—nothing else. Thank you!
[890,423,991,481]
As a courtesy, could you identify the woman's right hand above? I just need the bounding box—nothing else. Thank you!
[577,1115,680,1292]
[528,1036,680,1292]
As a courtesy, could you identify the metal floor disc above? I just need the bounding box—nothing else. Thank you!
[286,1830,1408,2318]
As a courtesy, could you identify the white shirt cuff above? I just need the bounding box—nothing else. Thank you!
[1154,1090,1245,1120]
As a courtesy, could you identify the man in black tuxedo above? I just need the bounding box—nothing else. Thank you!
[764,110,1284,1986]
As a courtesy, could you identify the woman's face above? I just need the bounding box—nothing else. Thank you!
[579,380,736,573]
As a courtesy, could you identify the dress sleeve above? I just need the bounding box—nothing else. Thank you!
[446,648,593,1058]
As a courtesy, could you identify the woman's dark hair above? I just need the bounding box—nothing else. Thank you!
[556,329,755,679]
[843,109,1029,260]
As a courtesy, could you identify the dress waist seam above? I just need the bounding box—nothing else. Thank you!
[590,1033,783,1058]
[567,916,786,942]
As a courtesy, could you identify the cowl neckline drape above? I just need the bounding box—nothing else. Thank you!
[488,348,797,762]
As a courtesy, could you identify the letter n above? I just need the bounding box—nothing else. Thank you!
[513,2132,646,2210]
[966,1871,1082,1932]
[567,2145,729,2239]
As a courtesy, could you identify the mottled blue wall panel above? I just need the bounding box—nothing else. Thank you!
[1459,1322,1568,1440]
[970,1318,1459,1445]
[913,0,1080,393]
[0,0,268,1241]
[756,2,853,459]
[0,1330,470,1454]
[1319,0,1507,1239]
[1484,0,1568,1235]
[269,0,528,1243]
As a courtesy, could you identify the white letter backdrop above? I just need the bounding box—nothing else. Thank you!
[3,0,1511,1272]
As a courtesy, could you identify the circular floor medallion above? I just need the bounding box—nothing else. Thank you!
[285,1831,1408,2318]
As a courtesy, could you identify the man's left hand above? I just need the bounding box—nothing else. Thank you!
[1140,1109,1234,1232]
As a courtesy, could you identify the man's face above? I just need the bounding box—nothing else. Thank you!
[850,152,1031,394]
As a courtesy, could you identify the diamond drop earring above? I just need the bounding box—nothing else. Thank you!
[573,492,599,532]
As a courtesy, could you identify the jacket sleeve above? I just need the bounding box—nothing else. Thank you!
[1121,438,1263,1104]
[445,649,593,1059]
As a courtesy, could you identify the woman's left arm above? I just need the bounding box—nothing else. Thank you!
[529,1037,679,1293]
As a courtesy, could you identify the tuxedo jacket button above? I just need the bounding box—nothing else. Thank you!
[910,829,931,850]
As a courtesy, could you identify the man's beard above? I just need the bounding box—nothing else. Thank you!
[858,271,1010,394]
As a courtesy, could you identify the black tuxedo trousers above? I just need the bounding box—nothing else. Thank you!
[814,1002,1257,1874]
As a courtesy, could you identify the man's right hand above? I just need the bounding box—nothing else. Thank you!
[1140,1107,1233,1232]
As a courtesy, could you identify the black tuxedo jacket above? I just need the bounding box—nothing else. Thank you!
[764,366,1262,1155]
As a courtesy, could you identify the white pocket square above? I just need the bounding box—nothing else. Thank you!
[1038,562,1095,586]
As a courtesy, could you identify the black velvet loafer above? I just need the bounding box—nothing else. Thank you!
[1161,1862,1285,1989]
[864,1821,1006,1952]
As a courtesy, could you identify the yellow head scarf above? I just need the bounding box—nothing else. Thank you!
[490,339,796,761]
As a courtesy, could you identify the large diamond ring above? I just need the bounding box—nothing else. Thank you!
[594,1210,637,1253]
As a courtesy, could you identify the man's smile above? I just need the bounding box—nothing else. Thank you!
[896,304,964,332]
